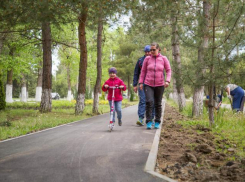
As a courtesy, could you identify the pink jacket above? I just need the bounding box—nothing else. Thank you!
[139,53,171,87]
[102,77,127,101]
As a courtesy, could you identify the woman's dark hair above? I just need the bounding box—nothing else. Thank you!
[151,42,161,51]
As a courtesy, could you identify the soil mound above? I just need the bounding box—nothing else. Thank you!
[157,104,245,182]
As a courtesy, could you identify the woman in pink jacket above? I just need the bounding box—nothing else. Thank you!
[139,43,171,129]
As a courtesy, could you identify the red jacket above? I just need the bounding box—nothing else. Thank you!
[102,77,127,101]
[139,53,171,87]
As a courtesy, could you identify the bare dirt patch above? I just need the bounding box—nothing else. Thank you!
[157,104,245,182]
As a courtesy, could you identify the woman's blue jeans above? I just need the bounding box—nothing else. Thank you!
[109,100,122,122]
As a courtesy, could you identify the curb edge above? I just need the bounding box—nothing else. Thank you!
[144,100,178,182]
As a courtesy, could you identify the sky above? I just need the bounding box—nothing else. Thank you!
[52,48,59,75]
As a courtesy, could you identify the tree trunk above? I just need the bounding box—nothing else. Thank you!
[0,36,6,110]
[208,2,217,126]
[192,0,211,117]
[76,5,88,115]
[6,47,14,103]
[40,22,52,113]
[35,60,43,102]
[67,63,72,101]
[88,77,91,98]
[0,72,5,110]
[6,69,13,103]
[172,78,179,103]
[93,14,103,114]
[171,10,186,111]
[192,86,205,116]
[208,84,214,125]
[128,75,130,101]
[21,74,27,102]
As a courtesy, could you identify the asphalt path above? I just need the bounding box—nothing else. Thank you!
[0,105,165,182]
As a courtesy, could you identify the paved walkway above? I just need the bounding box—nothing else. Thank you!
[0,105,167,182]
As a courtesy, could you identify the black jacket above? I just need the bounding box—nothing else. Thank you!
[133,55,146,87]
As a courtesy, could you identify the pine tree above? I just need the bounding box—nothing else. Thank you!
[192,0,211,117]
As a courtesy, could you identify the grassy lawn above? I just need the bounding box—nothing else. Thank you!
[0,100,138,141]
[167,99,245,159]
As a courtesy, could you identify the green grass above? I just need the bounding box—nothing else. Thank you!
[168,99,245,159]
[0,106,105,140]
[222,97,231,104]
[0,100,138,141]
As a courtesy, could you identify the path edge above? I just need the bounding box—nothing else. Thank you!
[0,104,137,143]
[144,100,177,182]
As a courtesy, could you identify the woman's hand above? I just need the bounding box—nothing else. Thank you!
[164,82,170,88]
[119,85,124,89]
[104,84,109,88]
[139,84,143,90]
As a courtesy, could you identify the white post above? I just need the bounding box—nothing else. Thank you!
[67,90,72,101]
[35,86,42,102]
[21,86,27,102]
[5,84,13,103]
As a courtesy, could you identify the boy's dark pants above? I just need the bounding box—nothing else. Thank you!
[144,85,165,123]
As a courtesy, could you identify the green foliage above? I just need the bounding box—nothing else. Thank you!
[85,86,93,99]
[181,101,194,118]
[55,24,80,98]
[230,53,245,88]
[183,85,192,99]
[112,33,140,92]
[1,0,245,120]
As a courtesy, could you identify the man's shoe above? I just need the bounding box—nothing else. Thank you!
[146,121,152,129]
[119,120,122,126]
[136,118,144,126]
[154,122,160,129]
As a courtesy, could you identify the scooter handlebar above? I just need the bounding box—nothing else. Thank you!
[108,86,122,89]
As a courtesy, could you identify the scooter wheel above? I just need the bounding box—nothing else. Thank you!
[108,124,113,132]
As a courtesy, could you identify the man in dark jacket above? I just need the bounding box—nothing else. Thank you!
[133,45,154,126]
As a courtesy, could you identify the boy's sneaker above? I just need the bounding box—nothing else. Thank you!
[118,120,122,126]
[154,122,160,129]
[146,121,152,129]
[136,118,144,126]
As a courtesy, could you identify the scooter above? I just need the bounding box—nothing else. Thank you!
[108,86,120,132]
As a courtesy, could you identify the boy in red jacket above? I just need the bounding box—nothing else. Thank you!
[102,67,127,126]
